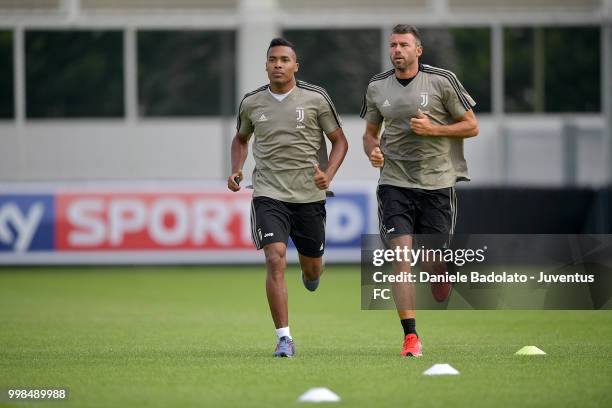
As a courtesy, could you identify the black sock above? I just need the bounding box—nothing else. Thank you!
[401,318,417,337]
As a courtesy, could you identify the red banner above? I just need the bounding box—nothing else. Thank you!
[56,191,254,250]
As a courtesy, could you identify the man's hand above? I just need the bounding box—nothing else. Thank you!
[313,164,329,190]
[227,170,243,192]
[410,109,437,136]
[369,147,385,168]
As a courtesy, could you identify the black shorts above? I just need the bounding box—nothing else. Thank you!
[250,196,326,258]
[376,184,457,246]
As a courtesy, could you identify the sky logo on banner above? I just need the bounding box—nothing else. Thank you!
[0,195,54,252]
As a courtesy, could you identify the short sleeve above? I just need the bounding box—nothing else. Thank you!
[359,84,383,124]
[317,95,342,135]
[236,97,254,135]
[441,74,476,119]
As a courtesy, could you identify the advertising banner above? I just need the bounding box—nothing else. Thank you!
[0,182,375,264]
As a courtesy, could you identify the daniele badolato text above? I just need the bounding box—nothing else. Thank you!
[369,246,596,284]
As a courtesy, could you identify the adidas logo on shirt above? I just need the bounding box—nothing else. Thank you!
[257,114,268,122]
[382,99,391,107]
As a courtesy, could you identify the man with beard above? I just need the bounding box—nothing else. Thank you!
[360,25,479,357]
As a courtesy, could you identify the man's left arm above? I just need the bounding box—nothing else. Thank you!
[410,109,479,138]
[314,128,348,190]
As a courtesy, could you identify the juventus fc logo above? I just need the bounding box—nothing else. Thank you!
[296,107,305,129]
[420,92,429,107]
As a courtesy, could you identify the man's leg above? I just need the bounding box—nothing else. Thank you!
[421,260,452,302]
[290,200,326,292]
[417,187,455,302]
[264,242,295,358]
[389,235,416,316]
[251,197,294,357]
[388,234,422,357]
[299,253,323,292]
[264,242,289,329]
[377,185,422,357]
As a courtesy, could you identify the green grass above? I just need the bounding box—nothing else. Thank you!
[0,266,611,407]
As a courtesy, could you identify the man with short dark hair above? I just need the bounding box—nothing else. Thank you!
[228,38,348,357]
[361,24,478,357]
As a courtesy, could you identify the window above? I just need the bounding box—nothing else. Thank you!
[504,27,534,112]
[419,28,491,113]
[0,30,13,119]
[137,30,236,117]
[505,26,600,113]
[282,29,381,114]
[26,30,124,118]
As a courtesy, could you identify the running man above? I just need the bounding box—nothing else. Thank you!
[361,25,478,357]
[228,38,348,357]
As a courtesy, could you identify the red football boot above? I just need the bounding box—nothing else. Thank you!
[400,333,422,357]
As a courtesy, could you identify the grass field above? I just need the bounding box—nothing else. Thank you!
[1,265,611,407]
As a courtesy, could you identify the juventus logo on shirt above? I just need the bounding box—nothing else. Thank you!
[296,107,306,129]
[420,92,429,107]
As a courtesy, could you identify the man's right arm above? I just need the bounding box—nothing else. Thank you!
[228,132,250,191]
[363,121,384,168]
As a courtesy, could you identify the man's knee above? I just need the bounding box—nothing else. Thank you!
[264,245,286,275]
[300,257,323,280]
